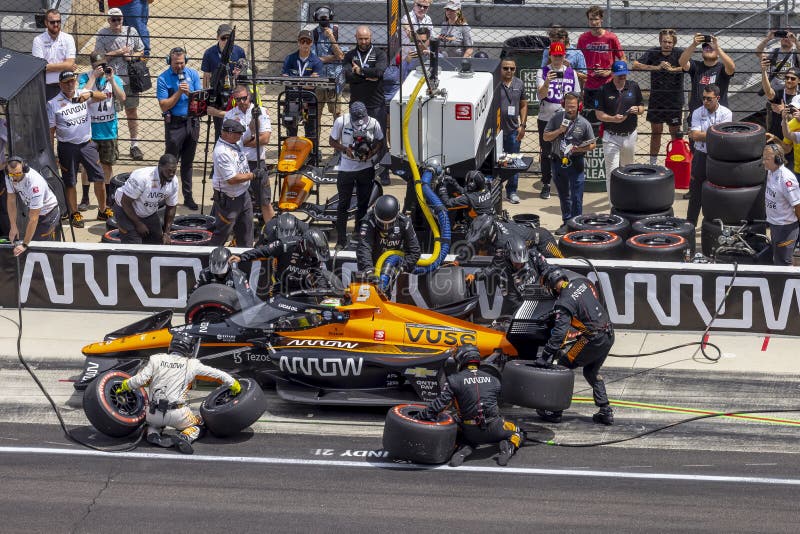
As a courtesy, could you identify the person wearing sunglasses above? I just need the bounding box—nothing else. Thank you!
[201,24,247,139]
[763,63,800,144]
[401,0,434,56]
[499,57,528,205]
[31,9,76,100]
[108,0,151,59]
[5,156,61,257]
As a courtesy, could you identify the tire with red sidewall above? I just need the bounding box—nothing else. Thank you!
[185,283,241,324]
[382,403,457,464]
[559,230,624,260]
[82,370,147,438]
[706,122,766,162]
[626,232,689,262]
[501,361,574,411]
[101,229,122,244]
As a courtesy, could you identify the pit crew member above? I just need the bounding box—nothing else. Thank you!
[5,157,60,256]
[762,143,800,265]
[437,170,495,217]
[356,194,421,274]
[465,213,562,260]
[194,246,236,289]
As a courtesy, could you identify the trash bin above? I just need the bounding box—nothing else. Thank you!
[501,35,550,113]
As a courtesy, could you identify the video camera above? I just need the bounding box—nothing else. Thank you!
[350,128,375,161]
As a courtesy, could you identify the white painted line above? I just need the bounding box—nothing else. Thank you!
[1,446,800,486]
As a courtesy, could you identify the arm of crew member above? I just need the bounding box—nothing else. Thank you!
[21,207,41,246]
[329,135,354,159]
[225,170,256,185]
[6,193,18,241]
[795,203,800,221]
[244,124,271,148]
[162,205,176,236]
[45,57,76,73]
[689,128,707,142]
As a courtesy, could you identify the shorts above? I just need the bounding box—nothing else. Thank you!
[57,140,105,186]
[248,160,272,206]
[646,108,682,125]
[120,75,139,109]
[315,86,341,116]
[33,207,61,241]
[95,138,119,166]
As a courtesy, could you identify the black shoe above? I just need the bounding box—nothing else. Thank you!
[536,409,563,423]
[497,440,516,466]
[130,145,144,161]
[592,406,614,426]
[174,434,194,454]
[448,445,474,467]
[183,197,199,211]
[554,223,569,236]
[146,432,173,448]
[539,184,551,200]
[682,191,691,200]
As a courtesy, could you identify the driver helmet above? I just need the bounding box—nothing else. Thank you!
[453,343,482,370]
[505,234,529,267]
[465,214,497,248]
[543,268,569,292]
[299,228,331,263]
[465,170,486,193]
[209,246,231,276]
[373,195,400,232]
[168,330,199,358]
[275,212,300,241]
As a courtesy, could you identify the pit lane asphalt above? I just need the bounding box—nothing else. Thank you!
[0,422,798,533]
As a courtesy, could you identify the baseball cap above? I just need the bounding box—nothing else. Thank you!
[787,67,800,78]
[549,42,566,56]
[89,52,105,65]
[350,101,369,124]
[59,70,76,82]
[222,119,246,133]
[218,24,232,37]
[612,60,629,76]
[107,7,123,16]
[298,29,313,42]
[445,0,461,10]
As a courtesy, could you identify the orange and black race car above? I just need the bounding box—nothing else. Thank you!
[75,279,556,405]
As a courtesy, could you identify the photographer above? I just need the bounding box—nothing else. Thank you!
[679,34,735,117]
[329,101,384,249]
[762,61,800,143]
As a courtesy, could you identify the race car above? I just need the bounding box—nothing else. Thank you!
[75,274,556,406]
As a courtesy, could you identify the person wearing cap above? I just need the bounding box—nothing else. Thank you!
[329,101,384,249]
[76,52,126,221]
[678,34,735,116]
[108,0,151,58]
[94,7,145,161]
[281,30,324,143]
[540,24,587,84]
[537,41,581,201]
[596,60,644,197]
[31,9,77,100]
[201,23,247,140]
[209,119,267,247]
[47,70,108,229]
[401,0,433,56]
[762,63,800,144]
[5,156,61,256]
[577,5,624,110]
[312,6,346,122]
[755,29,800,90]
[437,1,473,58]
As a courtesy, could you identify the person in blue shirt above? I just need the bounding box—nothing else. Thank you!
[281,29,325,143]
[540,25,588,85]
[311,6,346,121]
[201,23,247,140]
[157,46,203,210]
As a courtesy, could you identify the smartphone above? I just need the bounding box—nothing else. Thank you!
[775,30,789,38]
[702,34,713,43]
[554,71,564,78]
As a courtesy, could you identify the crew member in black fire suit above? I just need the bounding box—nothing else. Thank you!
[466,213,562,260]
[438,170,495,217]
[257,211,308,246]
[116,331,240,454]
[535,268,615,426]
[419,344,523,467]
[357,194,421,274]
[194,246,236,289]
[230,227,336,295]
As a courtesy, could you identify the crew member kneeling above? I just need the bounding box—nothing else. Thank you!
[419,344,523,467]
[116,331,240,454]
[5,156,60,256]
[115,153,179,244]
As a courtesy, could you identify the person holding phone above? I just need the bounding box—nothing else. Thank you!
[755,29,800,90]
[679,33,736,117]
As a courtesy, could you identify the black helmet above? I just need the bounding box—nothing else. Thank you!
[300,228,330,263]
[505,234,529,265]
[209,246,231,276]
[466,214,496,245]
[275,212,300,241]
[453,344,481,370]
[168,330,198,357]
[373,195,400,231]
[543,268,568,292]
[465,170,486,192]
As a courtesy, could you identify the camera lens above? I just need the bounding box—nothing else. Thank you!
[104,67,112,74]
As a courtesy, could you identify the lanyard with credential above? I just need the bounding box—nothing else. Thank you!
[297,58,309,77]
[356,46,373,69]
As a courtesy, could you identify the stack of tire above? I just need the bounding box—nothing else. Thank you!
[701,122,767,258]
[609,164,675,223]
[627,216,694,261]
[559,213,630,259]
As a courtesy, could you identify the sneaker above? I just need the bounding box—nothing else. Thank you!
[497,439,516,466]
[507,192,520,204]
[448,445,474,467]
[130,145,144,161]
[539,184,551,200]
[184,197,199,211]
[70,212,85,229]
[146,432,173,448]
[173,434,194,454]
[592,406,614,426]
[554,223,569,236]
[78,199,90,212]
[97,207,114,221]
[536,408,563,423]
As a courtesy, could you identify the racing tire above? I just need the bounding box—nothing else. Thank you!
[185,283,242,324]
[425,265,468,306]
[611,206,674,224]
[625,233,689,262]
[168,229,213,246]
[108,172,130,207]
[200,378,267,438]
[382,404,457,465]
[559,230,624,260]
[706,122,766,162]
[566,213,631,239]
[700,219,769,258]
[82,370,147,438]
[105,216,118,231]
[701,181,766,224]
[631,216,695,240]
[501,361,574,412]
[101,229,122,244]
[171,214,216,231]
[609,164,674,212]
[512,213,540,228]
[706,156,766,188]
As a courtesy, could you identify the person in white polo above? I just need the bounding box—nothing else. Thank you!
[32,9,77,100]
[114,154,179,244]
[762,143,800,265]
[5,156,61,256]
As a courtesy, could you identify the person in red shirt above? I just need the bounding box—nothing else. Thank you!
[577,5,624,110]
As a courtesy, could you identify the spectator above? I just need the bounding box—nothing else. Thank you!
[344,26,388,185]
[201,24,247,140]
[312,6,346,121]
[536,41,581,200]
[109,0,151,58]
[499,57,528,205]
[31,9,76,100]
[541,24,588,84]
[543,92,596,235]
[686,84,732,227]
[401,0,433,55]
[400,27,444,81]
[577,5,624,110]
[596,60,644,196]
[438,1,473,58]
[47,71,107,229]
[114,154,179,244]
[679,34,735,116]
[0,114,8,238]
[223,84,274,224]
[77,52,126,221]
[762,62,800,145]
[5,156,60,256]
[761,143,800,265]
[329,101,384,249]
[633,29,685,165]
[281,30,324,143]
[755,29,800,91]
[94,8,146,161]
[157,47,203,210]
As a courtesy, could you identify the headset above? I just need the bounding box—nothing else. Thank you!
[7,156,29,174]
[165,47,190,65]
[561,91,583,113]
[313,5,334,21]
[766,142,785,166]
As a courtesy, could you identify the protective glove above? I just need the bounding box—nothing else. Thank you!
[229,380,242,396]
[115,379,131,394]
[538,347,558,366]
